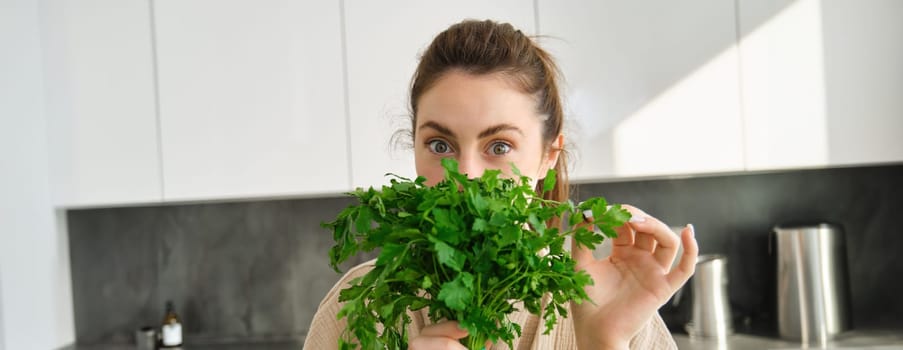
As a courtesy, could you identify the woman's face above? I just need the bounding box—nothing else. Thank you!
[414,70,561,186]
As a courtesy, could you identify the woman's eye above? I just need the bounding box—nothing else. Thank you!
[428,139,453,154]
[489,142,512,155]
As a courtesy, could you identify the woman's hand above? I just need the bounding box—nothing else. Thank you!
[571,205,698,350]
[409,321,491,350]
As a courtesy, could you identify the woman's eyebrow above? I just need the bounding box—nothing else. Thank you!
[419,121,456,138]
[479,123,524,138]
[418,121,524,138]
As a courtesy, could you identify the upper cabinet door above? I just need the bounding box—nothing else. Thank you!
[739,0,903,170]
[155,0,348,201]
[343,1,536,190]
[821,0,903,166]
[43,0,163,207]
[538,0,745,180]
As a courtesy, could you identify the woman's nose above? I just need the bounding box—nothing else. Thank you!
[456,155,485,179]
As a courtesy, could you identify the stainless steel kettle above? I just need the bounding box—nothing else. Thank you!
[774,223,851,345]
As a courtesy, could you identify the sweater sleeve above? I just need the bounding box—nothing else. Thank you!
[628,313,678,349]
[301,260,376,350]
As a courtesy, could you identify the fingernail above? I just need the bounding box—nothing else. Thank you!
[687,223,695,237]
[582,209,593,219]
[629,215,646,223]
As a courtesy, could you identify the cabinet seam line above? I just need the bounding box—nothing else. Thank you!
[734,0,750,170]
[147,0,164,327]
[339,0,354,189]
[533,0,540,35]
[148,0,167,200]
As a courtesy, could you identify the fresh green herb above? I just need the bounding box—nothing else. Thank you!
[322,158,630,350]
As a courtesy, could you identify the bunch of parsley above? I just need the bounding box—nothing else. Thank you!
[323,158,630,350]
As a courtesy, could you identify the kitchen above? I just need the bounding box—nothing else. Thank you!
[2,0,902,349]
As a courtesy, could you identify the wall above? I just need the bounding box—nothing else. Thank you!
[0,0,76,349]
[66,163,903,344]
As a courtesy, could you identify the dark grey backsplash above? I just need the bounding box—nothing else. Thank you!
[68,197,374,345]
[68,164,903,344]
[573,163,903,333]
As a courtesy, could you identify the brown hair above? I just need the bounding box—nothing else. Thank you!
[409,19,570,204]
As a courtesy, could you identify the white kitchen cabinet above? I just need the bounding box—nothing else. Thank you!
[538,0,745,181]
[154,0,348,201]
[738,0,903,170]
[820,0,903,166]
[42,0,163,207]
[343,1,536,190]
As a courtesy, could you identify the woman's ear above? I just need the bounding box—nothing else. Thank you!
[545,134,564,171]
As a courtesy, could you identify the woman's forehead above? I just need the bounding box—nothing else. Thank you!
[416,71,543,135]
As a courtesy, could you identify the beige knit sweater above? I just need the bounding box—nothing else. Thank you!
[303,260,677,349]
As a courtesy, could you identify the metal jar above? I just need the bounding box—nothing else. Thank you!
[686,254,733,339]
[774,223,851,345]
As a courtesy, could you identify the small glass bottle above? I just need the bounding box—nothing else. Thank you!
[160,301,183,348]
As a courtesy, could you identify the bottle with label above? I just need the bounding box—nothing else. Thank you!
[160,301,183,348]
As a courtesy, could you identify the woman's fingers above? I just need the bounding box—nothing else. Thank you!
[419,321,468,338]
[634,219,680,269]
[634,232,656,252]
[411,321,469,350]
[571,221,596,269]
[409,336,468,350]
[612,204,650,247]
[667,224,699,290]
[587,204,694,279]
[611,219,635,247]
[615,205,683,270]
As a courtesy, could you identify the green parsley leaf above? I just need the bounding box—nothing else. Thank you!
[438,272,474,311]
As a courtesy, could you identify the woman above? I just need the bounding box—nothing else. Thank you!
[304,19,698,349]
